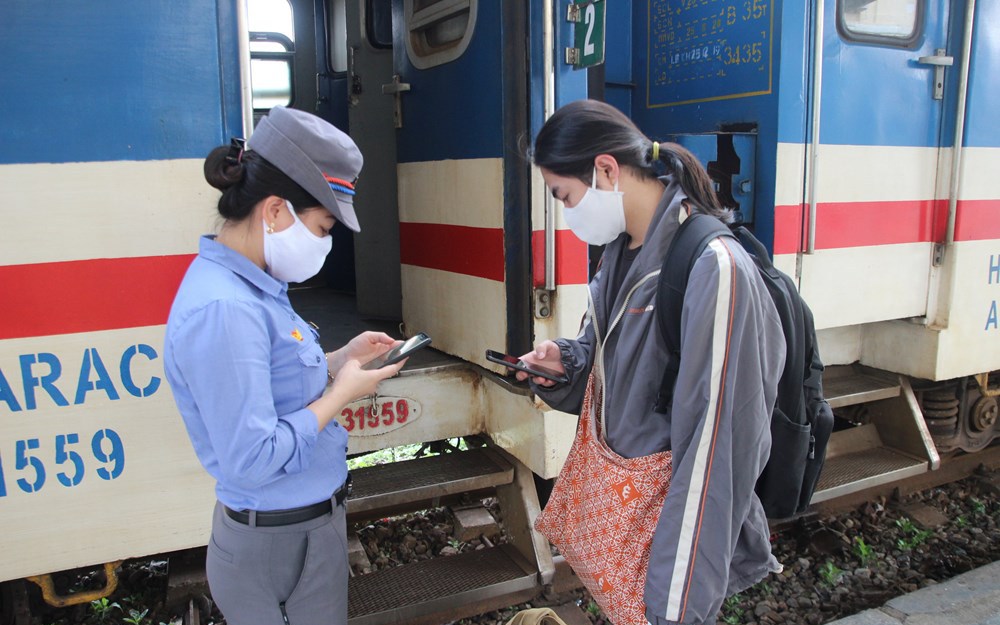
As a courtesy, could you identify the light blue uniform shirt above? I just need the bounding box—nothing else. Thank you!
[164,236,348,511]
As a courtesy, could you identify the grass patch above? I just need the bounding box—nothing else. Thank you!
[347,438,470,470]
[895,517,932,551]
[853,537,877,566]
[721,594,745,624]
[819,561,844,585]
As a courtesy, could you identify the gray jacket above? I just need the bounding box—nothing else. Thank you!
[534,177,785,625]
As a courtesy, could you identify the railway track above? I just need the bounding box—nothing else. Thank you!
[4,443,999,625]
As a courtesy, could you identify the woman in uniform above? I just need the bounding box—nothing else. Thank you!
[164,106,401,625]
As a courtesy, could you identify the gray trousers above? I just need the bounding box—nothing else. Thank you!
[206,500,348,625]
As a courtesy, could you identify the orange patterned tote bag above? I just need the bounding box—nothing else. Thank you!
[535,375,673,625]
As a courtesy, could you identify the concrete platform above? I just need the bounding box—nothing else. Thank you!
[825,561,1000,625]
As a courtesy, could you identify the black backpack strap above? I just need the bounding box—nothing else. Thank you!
[732,225,781,279]
[653,212,733,413]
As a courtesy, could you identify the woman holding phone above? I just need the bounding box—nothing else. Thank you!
[518,99,785,625]
[163,106,404,625]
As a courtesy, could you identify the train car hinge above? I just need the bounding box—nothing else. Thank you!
[534,288,554,319]
[932,243,945,266]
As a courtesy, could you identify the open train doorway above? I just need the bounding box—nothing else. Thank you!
[244,0,404,354]
[247,0,533,366]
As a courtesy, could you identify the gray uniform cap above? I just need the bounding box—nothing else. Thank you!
[247,106,363,232]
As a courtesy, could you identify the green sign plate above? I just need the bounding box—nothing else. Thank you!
[569,0,606,70]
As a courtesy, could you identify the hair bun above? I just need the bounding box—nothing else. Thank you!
[204,145,246,190]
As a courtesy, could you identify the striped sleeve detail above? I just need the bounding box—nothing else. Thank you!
[665,238,738,623]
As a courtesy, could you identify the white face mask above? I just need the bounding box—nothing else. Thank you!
[562,169,626,246]
[263,201,333,283]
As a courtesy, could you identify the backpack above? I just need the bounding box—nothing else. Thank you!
[652,212,835,519]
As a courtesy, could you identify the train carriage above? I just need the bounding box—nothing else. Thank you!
[0,0,244,586]
[1,0,998,623]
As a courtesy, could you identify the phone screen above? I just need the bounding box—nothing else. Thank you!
[485,349,568,383]
[364,333,431,370]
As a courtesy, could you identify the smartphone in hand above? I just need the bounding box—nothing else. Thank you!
[363,333,431,370]
[485,349,569,384]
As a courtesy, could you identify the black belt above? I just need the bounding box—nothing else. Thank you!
[224,476,351,527]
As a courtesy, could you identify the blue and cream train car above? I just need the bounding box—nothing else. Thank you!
[1,0,997,623]
[1,0,245,591]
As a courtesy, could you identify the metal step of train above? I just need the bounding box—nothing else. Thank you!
[811,366,939,505]
[345,446,552,625]
[347,446,514,519]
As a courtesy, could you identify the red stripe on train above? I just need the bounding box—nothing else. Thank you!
[398,223,590,285]
[773,199,997,255]
[531,230,589,286]
[954,199,1000,242]
[399,222,506,282]
[0,255,195,340]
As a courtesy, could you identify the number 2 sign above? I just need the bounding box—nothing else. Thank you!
[566,0,606,70]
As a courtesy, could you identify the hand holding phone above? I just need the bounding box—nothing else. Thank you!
[363,333,431,370]
[485,349,569,384]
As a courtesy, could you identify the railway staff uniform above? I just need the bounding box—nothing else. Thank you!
[164,106,403,625]
[521,100,784,625]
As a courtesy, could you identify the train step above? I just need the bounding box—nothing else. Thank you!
[823,365,901,409]
[811,366,939,506]
[345,445,553,625]
[348,544,537,625]
[347,446,514,521]
[812,423,927,503]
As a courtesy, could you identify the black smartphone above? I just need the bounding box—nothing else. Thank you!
[485,349,569,384]
[363,333,431,370]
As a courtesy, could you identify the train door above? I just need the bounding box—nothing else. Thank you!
[796,0,956,332]
[381,0,587,364]
[289,0,594,370]
[344,0,402,320]
[381,1,521,363]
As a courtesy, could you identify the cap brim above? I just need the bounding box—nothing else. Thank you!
[249,119,361,232]
[332,192,360,232]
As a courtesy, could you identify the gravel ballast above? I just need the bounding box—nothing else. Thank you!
[10,473,1000,625]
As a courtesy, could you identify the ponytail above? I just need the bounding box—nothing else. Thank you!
[650,141,730,222]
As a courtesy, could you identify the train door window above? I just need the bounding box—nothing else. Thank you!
[328,0,348,73]
[403,0,478,69]
[248,0,296,109]
[366,0,393,49]
[837,0,923,47]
